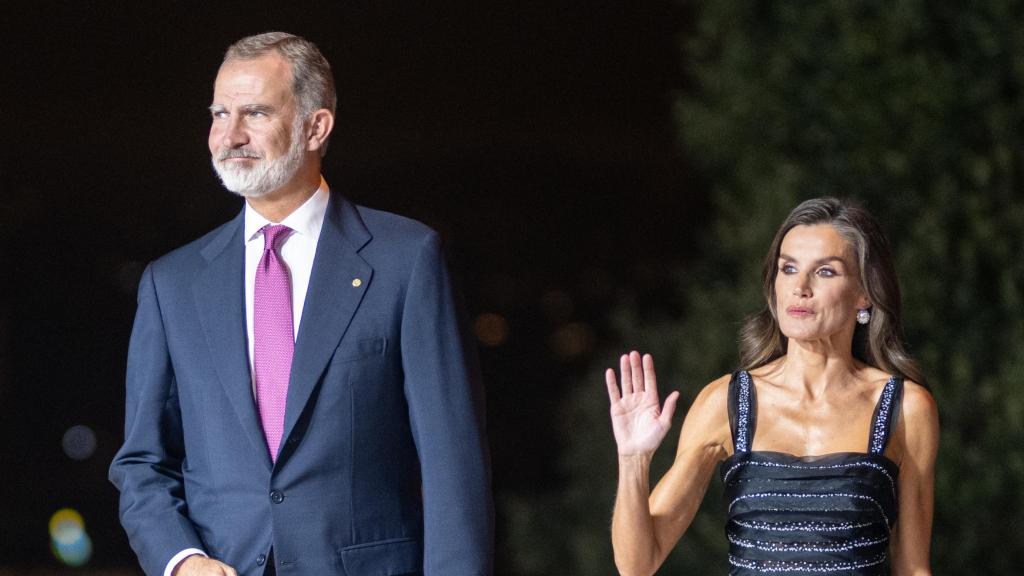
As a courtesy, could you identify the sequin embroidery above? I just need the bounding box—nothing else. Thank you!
[728,533,888,552]
[735,370,752,452]
[732,519,875,532]
[728,553,887,573]
[869,377,897,454]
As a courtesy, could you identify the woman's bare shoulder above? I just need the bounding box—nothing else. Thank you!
[901,379,938,427]
[690,373,733,412]
[696,368,737,401]
[895,378,939,470]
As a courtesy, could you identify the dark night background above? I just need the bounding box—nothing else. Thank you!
[6,1,1024,575]
[3,1,696,573]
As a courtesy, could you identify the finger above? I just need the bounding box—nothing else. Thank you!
[630,351,644,393]
[660,390,681,425]
[224,566,238,576]
[620,354,633,395]
[642,353,658,397]
[605,368,621,404]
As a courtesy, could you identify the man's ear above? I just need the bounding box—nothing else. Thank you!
[306,109,335,152]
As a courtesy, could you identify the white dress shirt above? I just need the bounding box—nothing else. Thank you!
[243,179,329,372]
[165,177,330,576]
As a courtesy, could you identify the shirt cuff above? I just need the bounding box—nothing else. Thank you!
[165,548,207,576]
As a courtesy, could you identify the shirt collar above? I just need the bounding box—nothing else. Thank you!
[244,176,331,244]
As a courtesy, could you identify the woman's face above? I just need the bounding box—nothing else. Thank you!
[774,224,870,345]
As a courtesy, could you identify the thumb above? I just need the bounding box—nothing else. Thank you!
[659,390,681,426]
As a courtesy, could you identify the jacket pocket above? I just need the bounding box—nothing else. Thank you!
[332,336,387,363]
[339,536,422,575]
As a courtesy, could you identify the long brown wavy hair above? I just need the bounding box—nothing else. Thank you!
[739,197,927,386]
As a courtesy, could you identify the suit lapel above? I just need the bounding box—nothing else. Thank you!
[192,210,272,470]
[281,194,373,452]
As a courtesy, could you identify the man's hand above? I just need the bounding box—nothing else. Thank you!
[174,555,238,576]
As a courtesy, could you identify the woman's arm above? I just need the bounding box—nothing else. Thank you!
[890,381,940,576]
[607,352,730,575]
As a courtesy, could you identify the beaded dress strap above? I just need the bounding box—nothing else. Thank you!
[727,371,757,453]
[867,376,904,454]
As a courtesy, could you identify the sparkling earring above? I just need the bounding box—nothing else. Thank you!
[856,308,871,325]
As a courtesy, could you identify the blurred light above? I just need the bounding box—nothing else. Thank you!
[474,313,509,347]
[62,425,97,460]
[49,508,93,566]
[49,508,85,544]
[52,531,93,566]
[549,322,595,359]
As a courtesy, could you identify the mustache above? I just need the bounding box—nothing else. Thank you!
[217,149,263,161]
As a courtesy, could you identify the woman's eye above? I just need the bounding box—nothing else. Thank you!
[817,268,837,277]
[780,263,797,274]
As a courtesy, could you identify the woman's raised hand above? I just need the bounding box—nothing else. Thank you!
[606,351,680,456]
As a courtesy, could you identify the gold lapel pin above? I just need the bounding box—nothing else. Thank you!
[352,278,362,288]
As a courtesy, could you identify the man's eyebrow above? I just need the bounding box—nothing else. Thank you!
[240,104,275,114]
[207,104,276,114]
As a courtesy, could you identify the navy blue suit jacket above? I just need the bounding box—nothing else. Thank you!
[110,194,493,576]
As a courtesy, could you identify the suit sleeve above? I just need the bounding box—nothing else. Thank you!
[109,264,205,576]
[400,232,494,576]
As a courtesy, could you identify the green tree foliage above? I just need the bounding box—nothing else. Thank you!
[506,1,1024,573]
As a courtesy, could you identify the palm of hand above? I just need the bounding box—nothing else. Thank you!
[610,392,671,455]
[605,352,680,457]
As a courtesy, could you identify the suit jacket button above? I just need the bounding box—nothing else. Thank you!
[256,554,267,566]
[270,490,284,504]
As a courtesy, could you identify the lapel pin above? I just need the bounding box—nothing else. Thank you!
[352,278,362,288]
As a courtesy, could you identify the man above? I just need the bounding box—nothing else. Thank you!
[110,32,493,576]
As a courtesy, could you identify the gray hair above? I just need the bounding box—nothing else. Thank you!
[223,32,336,154]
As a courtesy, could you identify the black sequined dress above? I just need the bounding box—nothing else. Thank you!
[721,371,903,575]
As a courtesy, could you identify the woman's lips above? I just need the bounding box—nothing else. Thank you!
[786,306,814,317]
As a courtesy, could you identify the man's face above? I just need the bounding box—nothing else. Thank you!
[208,53,309,198]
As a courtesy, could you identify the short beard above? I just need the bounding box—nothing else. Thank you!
[212,117,308,199]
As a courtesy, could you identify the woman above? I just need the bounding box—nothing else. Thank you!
[606,198,938,575]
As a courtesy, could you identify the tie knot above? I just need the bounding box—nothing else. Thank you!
[262,224,292,252]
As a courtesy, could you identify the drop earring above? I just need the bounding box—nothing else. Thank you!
[856,308,871,325]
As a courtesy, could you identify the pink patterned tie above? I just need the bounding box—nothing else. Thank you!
[254,224,294,462]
